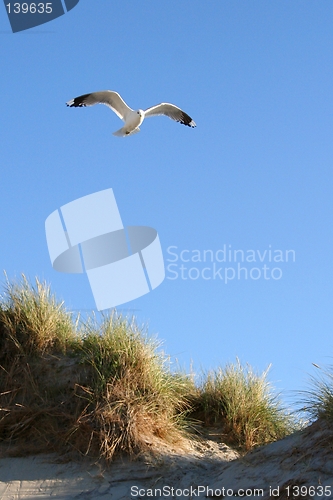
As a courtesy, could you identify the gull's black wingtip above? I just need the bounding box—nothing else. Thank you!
[66,93,91,108]
[180,111,196,128]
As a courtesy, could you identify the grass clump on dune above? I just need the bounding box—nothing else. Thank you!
[0,273,76,355]
[195,359,296,450]
[299,363,333,423]
[75,314,193,460]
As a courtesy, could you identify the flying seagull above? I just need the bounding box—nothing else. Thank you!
[66,90,196,137]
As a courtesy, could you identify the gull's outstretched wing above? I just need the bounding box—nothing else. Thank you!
[66,91,133,121]
[144,103,196,127]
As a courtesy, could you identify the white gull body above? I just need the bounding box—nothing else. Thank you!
[66,90,196,137]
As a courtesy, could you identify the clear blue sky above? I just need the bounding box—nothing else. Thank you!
[1,1,333,408]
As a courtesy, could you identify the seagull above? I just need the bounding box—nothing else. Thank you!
[66,90,196,137]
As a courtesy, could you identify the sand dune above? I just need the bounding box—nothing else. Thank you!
[0,420,332,499]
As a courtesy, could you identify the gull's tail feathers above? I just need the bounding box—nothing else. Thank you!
[112,127,141,137]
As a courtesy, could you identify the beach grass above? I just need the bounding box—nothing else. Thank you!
[0,273,76,355]
[0,275,299,460]
[298,363,333,423]
[194,360,296,450]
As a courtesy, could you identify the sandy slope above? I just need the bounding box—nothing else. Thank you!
[0,420,332,499]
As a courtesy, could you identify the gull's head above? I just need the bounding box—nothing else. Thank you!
[136,109,144,118]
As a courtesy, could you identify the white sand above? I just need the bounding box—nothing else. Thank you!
[0,421,332,499]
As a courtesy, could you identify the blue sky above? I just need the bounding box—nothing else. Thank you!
[1,1,333,408]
